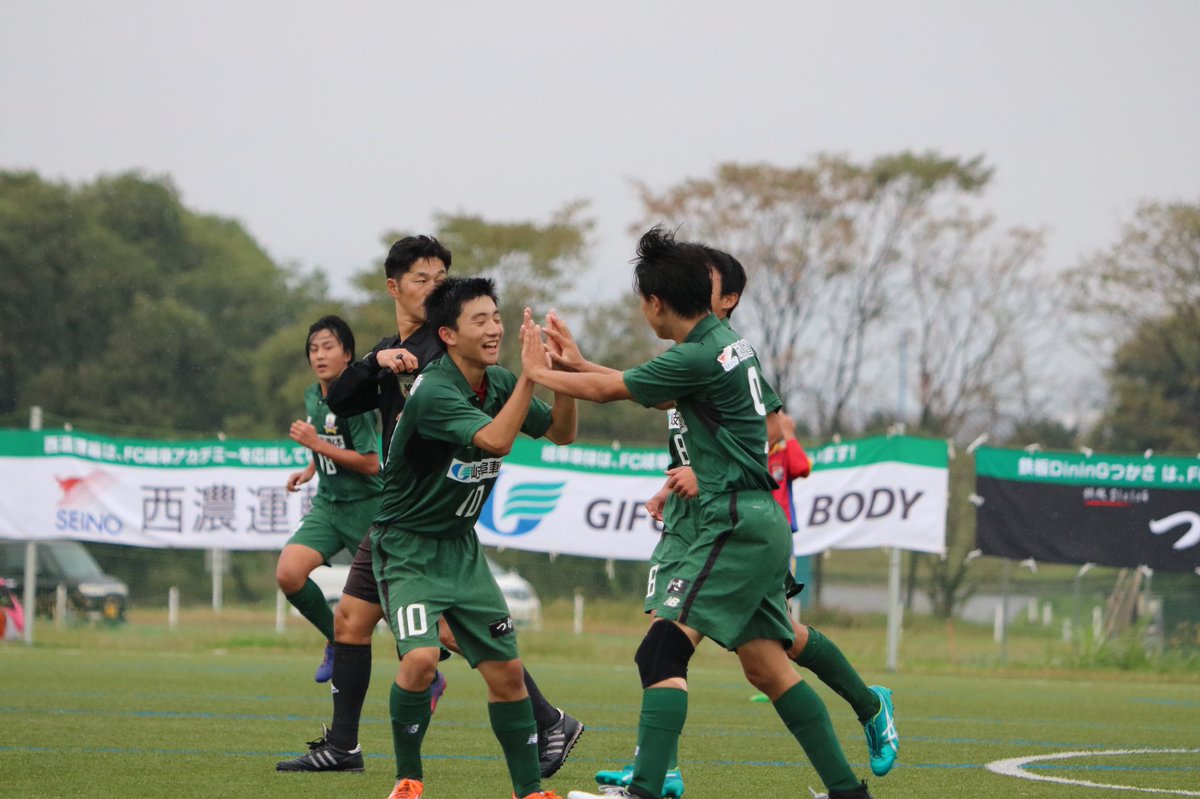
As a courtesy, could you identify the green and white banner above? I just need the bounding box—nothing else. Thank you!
[0,429,948,557]
[0,429,314,550]
[789,436,948,556]
[476,434,949,560]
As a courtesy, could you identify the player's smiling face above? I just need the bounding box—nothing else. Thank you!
[446,295,504,366]
[389,257,448,323]
[307,328,351,383]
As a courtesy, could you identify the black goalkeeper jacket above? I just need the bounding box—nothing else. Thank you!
[325,324,444,464]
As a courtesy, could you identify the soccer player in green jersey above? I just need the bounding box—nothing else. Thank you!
[578,248,897,797]
[277,237,583,779]
[370,276,576,799]
[524,228,876,799]
[277,315,382,682]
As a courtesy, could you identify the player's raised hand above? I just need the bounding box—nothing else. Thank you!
[520,320,550,378]
[518,307,538,346]
[545,310,585,372]
[289,419,319,449]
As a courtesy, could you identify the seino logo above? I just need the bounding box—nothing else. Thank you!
[53,471,124,535]
[478,480,565,536]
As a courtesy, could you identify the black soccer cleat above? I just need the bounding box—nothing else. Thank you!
[276,725,364,772]
[808,781,873,799]
[538,708,584,778]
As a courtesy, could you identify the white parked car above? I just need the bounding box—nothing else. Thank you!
[305,552,542,629]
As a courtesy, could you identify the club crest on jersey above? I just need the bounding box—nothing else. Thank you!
[323,413,338,435]
[716,339,756,372]
[447,457,503,483]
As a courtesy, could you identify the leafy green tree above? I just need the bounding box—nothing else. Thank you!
[1069,199,1200,453]
[0,170,325,436]
[1101,313,1200,452]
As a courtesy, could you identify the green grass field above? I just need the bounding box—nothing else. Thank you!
[3,606,1199,798]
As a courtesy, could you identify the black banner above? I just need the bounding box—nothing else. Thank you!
[974,447,1200,572]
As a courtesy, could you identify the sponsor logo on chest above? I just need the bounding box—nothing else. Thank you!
[716,339,756,372]
[447,457,504,483]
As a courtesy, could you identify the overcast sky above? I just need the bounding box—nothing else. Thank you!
[3,1,1198,306]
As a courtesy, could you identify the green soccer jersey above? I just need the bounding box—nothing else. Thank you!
[373,356,553,538]
[724,318,783,416]
[303,383,382,501]
[659,318,783,527]
[660,408,693,534]
[625,313,776,496]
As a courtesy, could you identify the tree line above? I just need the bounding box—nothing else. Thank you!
[2,160,1197,614]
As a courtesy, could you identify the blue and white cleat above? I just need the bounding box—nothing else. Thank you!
[593,764,684,798]
[863,685,898,777]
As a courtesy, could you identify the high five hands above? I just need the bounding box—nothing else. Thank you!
[520,307,582,377]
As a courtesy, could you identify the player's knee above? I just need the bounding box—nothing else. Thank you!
[333,598,378,644]
[740,659,772,691]
[634,621,695,688]
[275,562,307,595]
[484,659,526,701]
[398,647,441,687]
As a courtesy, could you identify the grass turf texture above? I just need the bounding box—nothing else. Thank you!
[2,606,1198,798]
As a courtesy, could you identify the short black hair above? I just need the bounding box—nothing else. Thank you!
[306,315,356,361]
[703,246,747,317]
[384,235,453,280]
[424,276,500,349]
[632,226,712,318]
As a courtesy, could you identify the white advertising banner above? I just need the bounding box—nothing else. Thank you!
[477,435,949,559]
[790,438,949,556]
[0,430,312,550]
[0,429,947,557]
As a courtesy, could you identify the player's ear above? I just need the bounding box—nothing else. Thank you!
[438,326,456,348]
[386,276,401,299]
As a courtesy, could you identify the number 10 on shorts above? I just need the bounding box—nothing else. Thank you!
[394,603,429,639]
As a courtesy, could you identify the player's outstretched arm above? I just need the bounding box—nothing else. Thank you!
[326,340,391,416]
[469,321,543,455]
[544,392,577,445]
[524,322,632,403]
